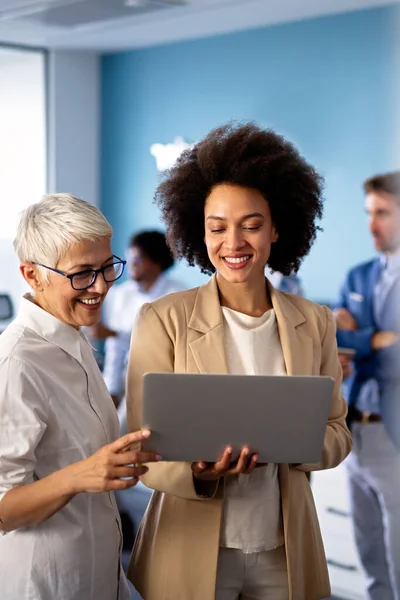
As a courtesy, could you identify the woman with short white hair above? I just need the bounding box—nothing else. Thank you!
[0,193,160,600]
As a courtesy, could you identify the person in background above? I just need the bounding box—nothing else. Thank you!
[338,352,353,380]
[265,267,304,296]
[333,171,400,600]
[0,194,160,600]
[126,122,352,600]
[91,230,183,407]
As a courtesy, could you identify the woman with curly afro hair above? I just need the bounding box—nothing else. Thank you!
[125,122,352,600]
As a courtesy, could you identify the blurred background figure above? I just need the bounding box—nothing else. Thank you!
[337,351,354,380]
[91,229,183,408]
[333,171,400,600]
[265,267,304,296]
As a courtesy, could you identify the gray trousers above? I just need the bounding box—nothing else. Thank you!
[215,545,289,600]
[346,422,400,600]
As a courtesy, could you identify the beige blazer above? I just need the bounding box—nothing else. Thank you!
[126,276,352,600]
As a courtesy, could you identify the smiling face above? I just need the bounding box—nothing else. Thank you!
[21,237,115,329]
[204,183,278,286]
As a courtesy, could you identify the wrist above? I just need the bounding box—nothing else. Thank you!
[371,331,380,350]
[58,462,82,496]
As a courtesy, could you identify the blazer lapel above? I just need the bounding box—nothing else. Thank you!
[188,276,313,377]
[189,326,228,374]
[366,258,382,325]
[269,282,313,376]
[188,276,229,375]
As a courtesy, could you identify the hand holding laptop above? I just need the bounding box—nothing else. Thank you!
[192,445,262,481]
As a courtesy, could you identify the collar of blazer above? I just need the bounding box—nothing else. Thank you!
[187,274,311,376]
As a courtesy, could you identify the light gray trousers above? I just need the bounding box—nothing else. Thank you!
[346,422,400,600]
[215,545,289,600]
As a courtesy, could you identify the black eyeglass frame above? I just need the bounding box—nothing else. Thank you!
[32,255,126,290]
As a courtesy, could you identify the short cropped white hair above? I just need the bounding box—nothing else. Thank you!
[14,194,113,280]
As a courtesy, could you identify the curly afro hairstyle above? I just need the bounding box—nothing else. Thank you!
[155,122,324,276]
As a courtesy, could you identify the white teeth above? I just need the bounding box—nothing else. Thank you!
[80,298,100,305]
[224,256,251,264]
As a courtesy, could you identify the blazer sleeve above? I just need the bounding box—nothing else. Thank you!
[334,272,374,359]
[336,327,374,359]
[294,306,352,473]
[126,302,218,500]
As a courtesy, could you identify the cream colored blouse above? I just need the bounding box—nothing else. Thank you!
[220,306,286,553]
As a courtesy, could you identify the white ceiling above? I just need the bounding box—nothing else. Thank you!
[0,0,398,52]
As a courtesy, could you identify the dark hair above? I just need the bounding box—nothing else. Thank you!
[364,171,400,204]
[155,122,324,276]
[129,230,174,272]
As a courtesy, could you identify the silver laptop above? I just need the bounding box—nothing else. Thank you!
[141,373,334,464]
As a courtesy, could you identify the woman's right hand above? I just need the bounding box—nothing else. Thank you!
[191,446,260,481]
[66,430,161,494]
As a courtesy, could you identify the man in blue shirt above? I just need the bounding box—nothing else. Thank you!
[334,171,400,600]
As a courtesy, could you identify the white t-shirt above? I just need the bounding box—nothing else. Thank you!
[220,306,286,553]
[0,296,129,600]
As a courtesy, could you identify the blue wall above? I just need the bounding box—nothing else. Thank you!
[101,5,400,302]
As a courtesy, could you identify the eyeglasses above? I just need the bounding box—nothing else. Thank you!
[32,255,126,291]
